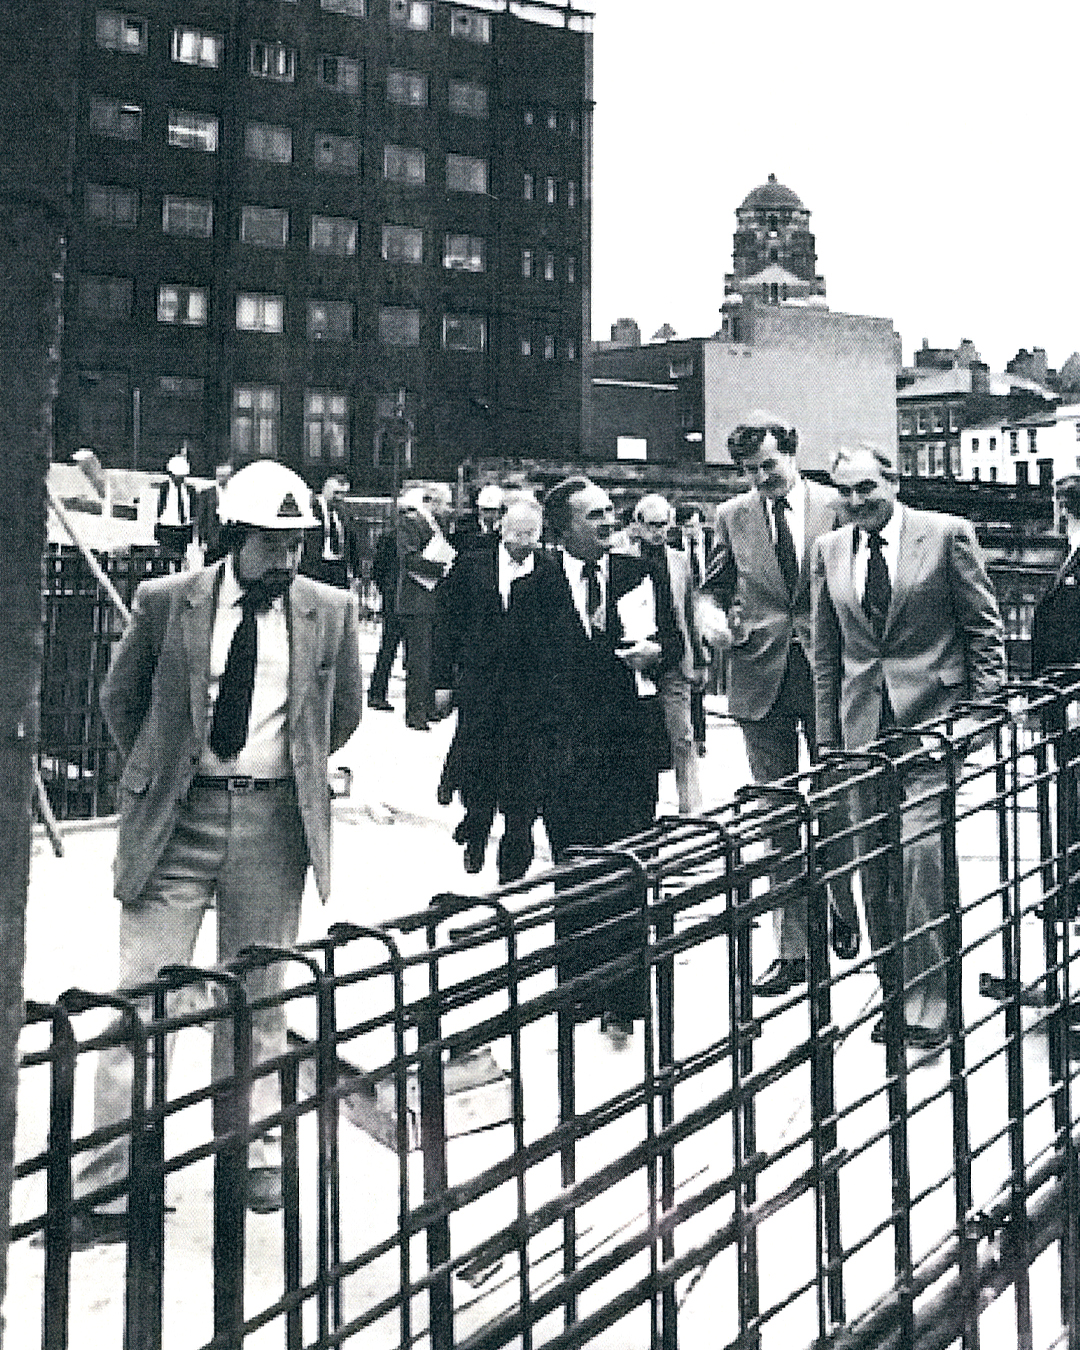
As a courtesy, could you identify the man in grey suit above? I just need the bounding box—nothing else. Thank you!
[75,460,363,1240]
[702,415,860,997]
[812,442,1004,1050]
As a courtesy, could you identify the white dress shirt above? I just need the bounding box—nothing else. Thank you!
[158,479,192,527]
[497,543,535,609]
[561,548,606,634]
[200,557,291,778]
[764,473,806,571]
[854,501,903,603]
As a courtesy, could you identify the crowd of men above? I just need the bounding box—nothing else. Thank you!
[73,411,1014,1243]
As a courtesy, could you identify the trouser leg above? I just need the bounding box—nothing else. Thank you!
[661,672,701,815]
[402,615,433,725]
[368,610,402,703]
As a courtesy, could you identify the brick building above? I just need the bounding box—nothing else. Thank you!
[57,0,592,490]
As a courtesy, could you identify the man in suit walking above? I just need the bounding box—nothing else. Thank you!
[507,476,675,1040]
[154,450,198,568]
[701,415,860,998]
[434,494,543,880]
[396,485,455,730]
[194,462,232,565]
[301,474,356,590]
[812,441,1004,1050]
[74,459,363,1240]
[631,493,708,815]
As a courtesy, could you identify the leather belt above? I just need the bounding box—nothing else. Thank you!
[192,775,293,794]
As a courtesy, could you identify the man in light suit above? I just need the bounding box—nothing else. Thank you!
[631,493,708,815]
[506,477,675,1042]
[74,460,362,1241]
[812,441,1004,1050]
[396,484,455,730]
[701,416,860,998]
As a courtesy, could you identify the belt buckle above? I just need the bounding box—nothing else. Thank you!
[228,775,255,794]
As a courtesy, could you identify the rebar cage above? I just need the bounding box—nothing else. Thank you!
[11,674,1080,1350]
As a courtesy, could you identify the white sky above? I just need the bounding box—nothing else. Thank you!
[587,0,1080,372]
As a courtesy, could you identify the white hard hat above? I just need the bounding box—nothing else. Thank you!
[220,460,318,529]
[166,453,191,476]
[477,484,504,509]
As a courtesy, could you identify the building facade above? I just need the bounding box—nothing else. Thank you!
[57,0,592,489]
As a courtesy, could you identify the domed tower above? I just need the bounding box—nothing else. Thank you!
[723,174,826,306]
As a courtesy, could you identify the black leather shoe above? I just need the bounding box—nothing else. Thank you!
[367,697,394,712]
[752,958,806,997]
[248,1167,283,1214]
[830,907,861,960]
[463,839,486,874]
[906,1023,949,1053]
[497,833,534,885]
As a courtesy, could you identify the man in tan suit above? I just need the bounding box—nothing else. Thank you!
[812,442,1004,1050]
[75,460,362,1241]
[701,415,860,998]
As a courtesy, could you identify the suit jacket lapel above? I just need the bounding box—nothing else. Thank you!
[181,563,223,746]
[747,494,787,600]
[886,508,929,639]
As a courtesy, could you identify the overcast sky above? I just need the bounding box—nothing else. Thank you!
[586,0,1080,372]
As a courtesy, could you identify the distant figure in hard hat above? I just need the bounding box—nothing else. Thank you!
[73,459,363,1242]
[154,450,198,567]
[451,482,504,552]
[300,474,357,589]
[194,462,233,565]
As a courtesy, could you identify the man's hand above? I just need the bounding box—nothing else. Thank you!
[616,638,662,672]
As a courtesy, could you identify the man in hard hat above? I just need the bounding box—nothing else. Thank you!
[452,482,504,551]
[154,450,198,567]
[73,459,363,1240]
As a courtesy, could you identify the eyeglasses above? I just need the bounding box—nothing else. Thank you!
[639,518,669,529]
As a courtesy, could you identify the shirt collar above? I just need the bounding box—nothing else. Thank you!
[221,555,287,611]
[856,501,903,552]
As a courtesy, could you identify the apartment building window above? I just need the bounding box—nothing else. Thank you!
[86,183,137,227]
[1028,427,1038,453]
[899,412,914,435]
[384,145,425,185]
[232,385,280,459]
[569,114,577,135]
[250,41,295,82]
[523,109,534,127]
[899,448,915,476]
[320,0,363,13]
[567,338,576,361]
[245,122,292,163]
[521,249,532,278]
[162,194,212,236]
[1016,460,1030,487]
[971,438,979,454]
[379,307,420,347]
[545,176,556,204]
[567,256,575,283]
[1076,421,1080,442]
[443,233,484,272]
[382,224,423,263]
[567,181,578,208]
[520,335,531,357]
[543,252,554,282]
[450,9,490,42]
[948,407,960,433]
[523,173,533,201]
[931,406,944,433]
[81,275,132,320]
[442,314,485,352]
[96,11,146,53]
[307,300,353,341]
[543,335,555,360]
[448,80,487,117]
[447,154,486,194]
[1009,430,1019,454]
[305,390,349,462]
[915,410,927,433]
[989,436,997,454]
[172,26,222,67]
[236,293,284,333]
[388,0,430,29]
[168,110,219,152]
[669,357,693,379]
[89,98,142,141]
[318,55,361,93]
[387,68,428,106]
[315,133,359,173]
[311,215,357,256]
[158,284,208,326]
[547,111,557,130]
[240,205,288,248]
[150,376,204,443]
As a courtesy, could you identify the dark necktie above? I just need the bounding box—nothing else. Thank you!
[176,483,188,525]
[772,496,798,592]
[688,540,703,587]
[861,530,891,639]
[583,560,603,636]
[208,581,278,760]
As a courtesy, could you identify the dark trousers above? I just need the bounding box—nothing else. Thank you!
[739,644,857,960]
[400,613,434,726]
[368,608,403,704]
[691,687,706,745]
